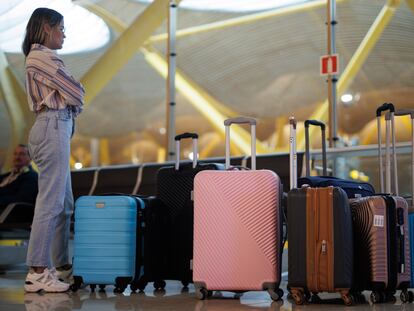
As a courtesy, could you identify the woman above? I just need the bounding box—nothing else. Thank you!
[22,8,84,293]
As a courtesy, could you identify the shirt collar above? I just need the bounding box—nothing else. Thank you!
[30,43,57,55]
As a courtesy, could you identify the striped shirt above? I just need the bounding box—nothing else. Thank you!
[25,44,84,117]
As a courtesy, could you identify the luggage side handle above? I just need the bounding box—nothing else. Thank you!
[175,132,198,170]
[224,117,256,170]
[304,119,327,177]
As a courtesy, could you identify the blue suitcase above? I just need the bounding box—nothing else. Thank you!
[71,195,144,293]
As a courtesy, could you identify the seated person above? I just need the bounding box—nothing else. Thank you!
[0,144,38,221]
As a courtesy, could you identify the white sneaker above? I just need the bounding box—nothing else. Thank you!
[24,268,70,293]
[24,292,72,311]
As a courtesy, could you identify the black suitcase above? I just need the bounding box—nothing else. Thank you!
[156,133,224,286]
[130,195,169,292]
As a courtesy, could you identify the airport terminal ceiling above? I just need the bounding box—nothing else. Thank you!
[0,0,413,168]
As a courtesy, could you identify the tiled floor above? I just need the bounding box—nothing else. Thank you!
[2,240,414,311]
[1,268,414,311]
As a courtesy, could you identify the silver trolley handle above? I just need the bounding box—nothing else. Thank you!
[376,103,395,194]
[385,109,414,199]
[224,117,257,170]
[175,132,198,170]
[289,117,297,190]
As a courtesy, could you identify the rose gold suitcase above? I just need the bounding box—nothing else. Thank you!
[351,104,412,303]
[193,117,284,301]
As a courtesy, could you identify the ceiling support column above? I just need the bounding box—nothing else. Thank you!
[297,0,401,151]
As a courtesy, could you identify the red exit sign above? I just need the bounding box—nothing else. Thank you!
[320,54,339,76]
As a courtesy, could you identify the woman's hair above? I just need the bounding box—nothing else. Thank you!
[22,8,63,57]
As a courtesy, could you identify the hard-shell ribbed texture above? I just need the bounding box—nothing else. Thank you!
[351,197,388,285]
[193,170,281,290]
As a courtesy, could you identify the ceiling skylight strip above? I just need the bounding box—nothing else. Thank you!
[136,0,311,12]
[0,0,110,54]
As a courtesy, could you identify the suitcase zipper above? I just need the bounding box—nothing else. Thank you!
[327,188,334,292]
[312,188,321,292]
[313,189,319,291]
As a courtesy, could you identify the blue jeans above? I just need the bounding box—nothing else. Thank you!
[27,108,74,267]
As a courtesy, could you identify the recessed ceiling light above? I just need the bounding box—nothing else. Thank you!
[341,94,353,103]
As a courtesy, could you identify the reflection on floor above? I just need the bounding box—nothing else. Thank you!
[1,269,414,311]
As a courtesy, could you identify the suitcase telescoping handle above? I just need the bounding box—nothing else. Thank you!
[376,103,396,194]
[174,132,198,170]
[224,117,256,170]
[304,120,327,177]
[289,117,297,189]
[385,109,414,200]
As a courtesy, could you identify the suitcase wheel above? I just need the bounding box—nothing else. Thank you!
[341,293,354,306]
[400,290,414,303]
[114,277,131,294]
[196,287,208,300]
[130,280,147,292]
[70,276,83,292]
[267,288,283,301]
[153,280,166,290]
[290,289,306,305]
[370,291,381,304]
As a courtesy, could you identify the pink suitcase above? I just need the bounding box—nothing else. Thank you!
[193,117,284,301]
